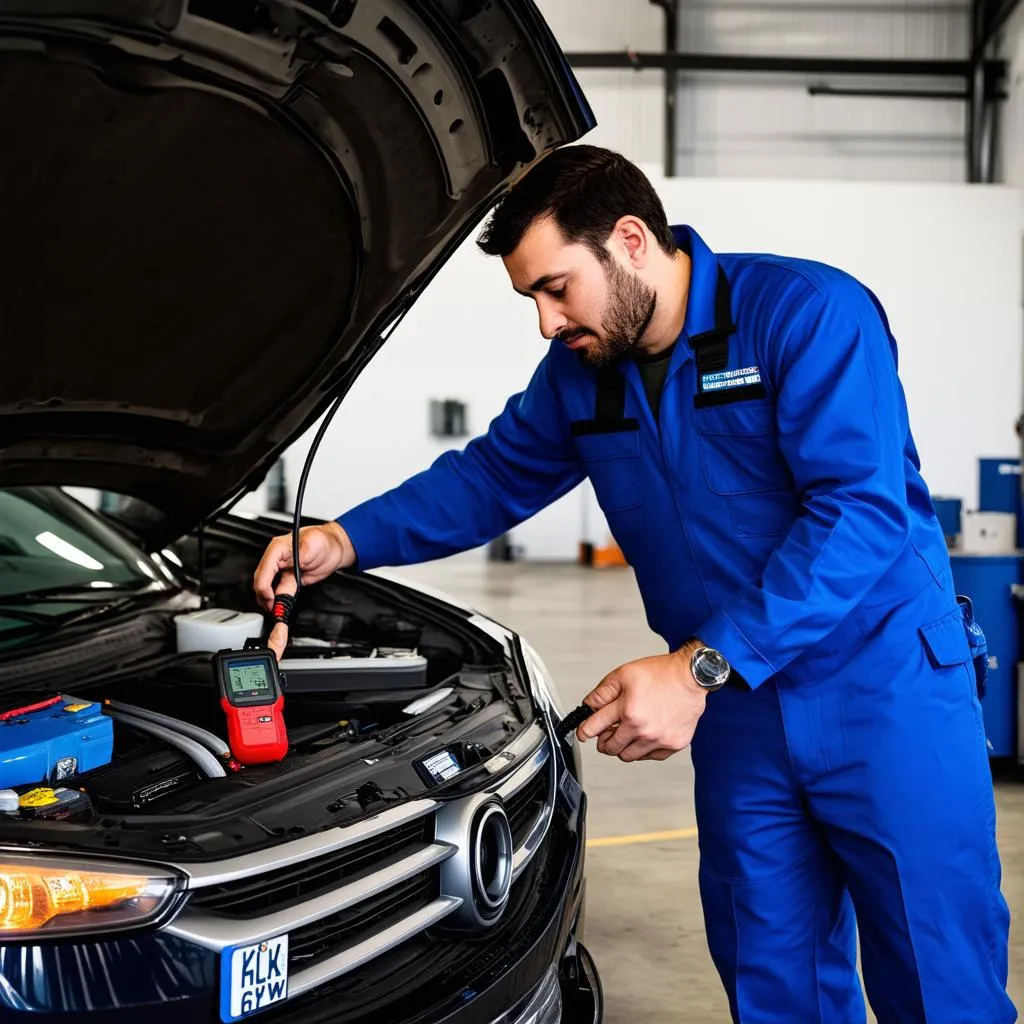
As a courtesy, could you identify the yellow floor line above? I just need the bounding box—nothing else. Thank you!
[586,826,699,848]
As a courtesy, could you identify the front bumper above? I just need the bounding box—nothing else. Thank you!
[0,793,601,1024]
[491,945,602,1024]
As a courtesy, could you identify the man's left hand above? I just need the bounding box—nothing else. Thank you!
[577,645,708,762]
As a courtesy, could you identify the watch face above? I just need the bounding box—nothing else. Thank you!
[693,647,730,688]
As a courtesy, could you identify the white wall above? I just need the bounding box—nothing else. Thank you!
[232,231,595,560]
[245,176,1022,563]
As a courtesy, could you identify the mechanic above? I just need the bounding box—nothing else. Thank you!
[254,145,1015,1024]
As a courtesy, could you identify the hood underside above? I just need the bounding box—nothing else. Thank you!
[0,0,593,545]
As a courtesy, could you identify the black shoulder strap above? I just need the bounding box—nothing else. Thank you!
[688,265,736,374]
[583,266,734,424]
[594,366,626,420]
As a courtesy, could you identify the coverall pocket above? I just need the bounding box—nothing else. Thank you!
[694,402,796,536]
[693,402,792,497]
[573,429,643,538]
[918,605,982,698]
[919,606,973,669]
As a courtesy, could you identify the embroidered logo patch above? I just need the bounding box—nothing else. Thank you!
[700,365,762,392]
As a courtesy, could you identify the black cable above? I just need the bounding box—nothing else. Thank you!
[286,317,410,606]
[291,393,345,595]
[555,703,594,740]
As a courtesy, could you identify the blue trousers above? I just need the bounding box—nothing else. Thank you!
[691,599,1015,1023]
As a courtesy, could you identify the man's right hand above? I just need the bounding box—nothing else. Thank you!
[253,522,356,660]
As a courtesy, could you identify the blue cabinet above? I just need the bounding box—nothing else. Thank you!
[949,553,1023,758]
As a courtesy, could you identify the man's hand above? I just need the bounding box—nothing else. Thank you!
[253,522,355,660]
[577,644,708,762]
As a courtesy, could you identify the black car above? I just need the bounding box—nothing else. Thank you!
[0,2,601,1022]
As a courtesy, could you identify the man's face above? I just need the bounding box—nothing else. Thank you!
[503,216,657,370]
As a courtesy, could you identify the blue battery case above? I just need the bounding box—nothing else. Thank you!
[0,696,114,788]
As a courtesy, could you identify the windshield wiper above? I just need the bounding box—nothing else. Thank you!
[0,592,153,646]
[0,582,156,606]
[0,607,57,625]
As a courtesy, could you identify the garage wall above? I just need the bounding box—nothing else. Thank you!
[533,0,665,170]
[236,175,1023,562]
[670,0,968,182]
[538,0,970,183]
[997,3,1024,188]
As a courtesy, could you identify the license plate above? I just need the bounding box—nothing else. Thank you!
[219,934,289,1022]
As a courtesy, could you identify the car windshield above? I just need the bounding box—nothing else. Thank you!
[0,487,174,623]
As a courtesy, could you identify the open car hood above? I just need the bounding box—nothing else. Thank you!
[0,0,594,546]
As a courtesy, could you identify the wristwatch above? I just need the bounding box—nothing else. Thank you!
[689,644,731,691]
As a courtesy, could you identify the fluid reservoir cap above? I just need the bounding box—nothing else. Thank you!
[174,608,264,653]
[19,787,59,808]
[0,790,19,813]
[63,702,95,714]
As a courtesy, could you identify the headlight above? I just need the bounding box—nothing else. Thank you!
[0,855,180,938]
[521,640,567,721]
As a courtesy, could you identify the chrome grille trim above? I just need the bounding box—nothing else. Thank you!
[483,721,546,778]
[180,798,439,888]
[492,731,549,802]
[492,730,554,882]
[288,896,464,998]
[165,842,456,952]
[511,757,555,883]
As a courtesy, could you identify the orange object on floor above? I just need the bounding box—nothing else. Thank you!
[579,541,628,568]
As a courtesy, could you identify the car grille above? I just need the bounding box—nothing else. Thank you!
[257,820,575,1024]
[165,723,554,1017]
[187,818,430,917]
[505,766,547,848]
[289,870,438,964]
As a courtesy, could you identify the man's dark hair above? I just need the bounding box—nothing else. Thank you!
[477,145,677,262]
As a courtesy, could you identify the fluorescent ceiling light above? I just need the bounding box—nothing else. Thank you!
[35,532,103,571]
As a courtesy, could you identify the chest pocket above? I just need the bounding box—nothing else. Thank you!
[694,401,798,536]
[694,402,790,495]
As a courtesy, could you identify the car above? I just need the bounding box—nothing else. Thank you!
[0,2,601,1023]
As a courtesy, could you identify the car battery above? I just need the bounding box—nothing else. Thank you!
[0,695,114,789]
[281,641,429,694]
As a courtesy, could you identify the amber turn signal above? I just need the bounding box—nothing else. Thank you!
[0,858,178,937]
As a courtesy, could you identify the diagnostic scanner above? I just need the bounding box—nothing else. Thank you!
[212,649,289,765]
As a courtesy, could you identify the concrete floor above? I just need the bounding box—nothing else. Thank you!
[388,556,1024,1024]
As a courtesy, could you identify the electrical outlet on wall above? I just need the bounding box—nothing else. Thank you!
[429,399,468,438]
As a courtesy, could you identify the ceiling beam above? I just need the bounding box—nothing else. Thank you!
[564,51,1005,79]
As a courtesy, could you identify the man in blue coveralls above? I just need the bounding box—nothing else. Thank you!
[255,146,1015,1023]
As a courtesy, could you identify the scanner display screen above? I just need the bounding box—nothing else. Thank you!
[227,659,272,699]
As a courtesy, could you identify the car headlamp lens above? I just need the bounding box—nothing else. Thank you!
[0,856,179,937]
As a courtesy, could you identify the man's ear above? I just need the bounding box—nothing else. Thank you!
[610,216,651,269]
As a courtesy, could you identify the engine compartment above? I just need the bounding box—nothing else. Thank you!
[0,516,533,850]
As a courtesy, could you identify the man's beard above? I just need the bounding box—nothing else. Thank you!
[561,261,657,370]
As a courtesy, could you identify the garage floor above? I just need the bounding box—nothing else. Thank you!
[389,556,1024,1023]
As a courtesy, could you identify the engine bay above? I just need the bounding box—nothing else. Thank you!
[0,520,533,853]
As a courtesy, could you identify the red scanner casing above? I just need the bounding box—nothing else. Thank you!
[213,649,289,766]
[220,693,288,765]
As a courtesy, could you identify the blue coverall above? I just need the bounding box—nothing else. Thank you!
[338,225,1015,1023]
